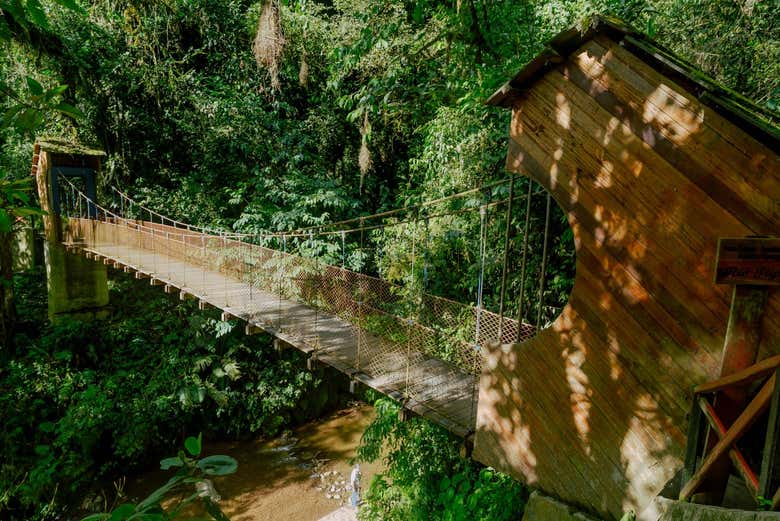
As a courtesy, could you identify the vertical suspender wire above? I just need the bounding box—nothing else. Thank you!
[497,176,515,342]
[310,230,319,354]
[278,234,286,330]
[220,232,226,308]
[471,205,488,429]
[201,234,206,296]
[515,178,533,342]
[341,230,346,270]
[536,192,552,329]
[356,220,365,374]
[423,215,430,292]
[404,222,417,404]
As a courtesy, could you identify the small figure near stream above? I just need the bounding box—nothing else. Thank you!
[349,464,361,507]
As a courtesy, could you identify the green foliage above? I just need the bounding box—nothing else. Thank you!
[356,398,526,521]
[82,435,237,521]
[0,269,344,519]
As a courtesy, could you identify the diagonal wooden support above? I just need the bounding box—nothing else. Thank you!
[696,355,780,395]
[698,397,759,495]
[681,373,777,500]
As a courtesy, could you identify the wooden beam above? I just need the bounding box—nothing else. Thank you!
[682,397,705,487]
[459,434,475,459]
[198,300,210,310]
[245,324,263,336]
[772,485,780,511]
[698,397,759,495]
[150,278,165,286]
[123,266,131,273]
[680,373,776,500]
[701,284,769,502]
[113,261,121,269]
[102,257,112,265]
[761,373,780,498]
[179,290,194,300]
[696,355,780,395]
[220,311,235,322]
[164,284,178,294]
[134,271,149,279]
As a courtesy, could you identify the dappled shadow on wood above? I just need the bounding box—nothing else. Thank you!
[474,33,780,520]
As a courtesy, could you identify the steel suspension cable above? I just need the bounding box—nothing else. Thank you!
[497,176,515,341]
[515,178,533,340]
[536,192,552,329]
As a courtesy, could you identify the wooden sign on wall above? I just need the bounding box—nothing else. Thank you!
[715,237,780,285]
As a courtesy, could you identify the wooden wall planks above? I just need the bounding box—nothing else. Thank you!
[474,34,780,520]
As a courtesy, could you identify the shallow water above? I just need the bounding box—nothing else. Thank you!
[124,405,379,521]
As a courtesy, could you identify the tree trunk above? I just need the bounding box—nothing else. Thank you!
[0,229,15,351]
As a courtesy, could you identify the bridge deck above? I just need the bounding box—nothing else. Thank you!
[74,241,477,437]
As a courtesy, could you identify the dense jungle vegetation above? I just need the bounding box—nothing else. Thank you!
[1,0,778,519]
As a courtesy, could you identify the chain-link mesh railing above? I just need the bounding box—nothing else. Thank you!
[58,179,540,435]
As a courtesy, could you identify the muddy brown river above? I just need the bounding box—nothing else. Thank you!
[123,405,380,521]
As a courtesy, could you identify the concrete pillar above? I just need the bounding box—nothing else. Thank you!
[33,140,109,321]
[12,219,36,272]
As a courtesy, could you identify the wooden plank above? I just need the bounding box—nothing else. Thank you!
[696,355,780,395]
[508,128,719,391]
[519,78,735,338]
[715,238,780,286]
[534,69,740,312]
[570,41,777,233]
[680,373,776,500]
[595,35,780,195]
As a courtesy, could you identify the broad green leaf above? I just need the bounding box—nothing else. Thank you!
[12,207,47,217]
[184,432,202,457]
[1,105,24,128]
[108,503,136,520]
[197,455,238,476]
[24,0,50,30]
[0,16,11,41]
[55,102,85,119]
[0,210,12,233]
[44,84,69,101]
[159,456,184,470]
[26,77,44,97]
[39,421,56,433]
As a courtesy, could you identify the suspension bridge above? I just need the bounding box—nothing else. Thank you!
[55,176,550,437]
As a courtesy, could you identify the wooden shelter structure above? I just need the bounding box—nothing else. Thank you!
[474,16,780,520]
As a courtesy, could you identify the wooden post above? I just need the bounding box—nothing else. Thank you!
[695,238,774,504]
[699,285,768,503]
[761,372,780,498]
[245,324,263,336]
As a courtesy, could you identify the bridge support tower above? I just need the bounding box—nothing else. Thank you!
[33,140,109,322]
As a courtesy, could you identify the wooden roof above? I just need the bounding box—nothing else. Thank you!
[487,15,780,151]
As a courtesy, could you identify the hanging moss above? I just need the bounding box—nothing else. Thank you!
[252,0,285,91]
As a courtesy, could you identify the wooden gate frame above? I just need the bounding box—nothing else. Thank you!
[681,354,780,508]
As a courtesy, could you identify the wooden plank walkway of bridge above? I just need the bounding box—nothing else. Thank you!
[68,239,477,437]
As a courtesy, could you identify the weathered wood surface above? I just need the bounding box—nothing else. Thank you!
[475,34,780,520]
[69,235,477,437]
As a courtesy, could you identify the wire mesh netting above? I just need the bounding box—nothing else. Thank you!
[59,180,542,435]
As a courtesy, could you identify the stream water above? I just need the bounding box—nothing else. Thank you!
[123,405,380,521]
